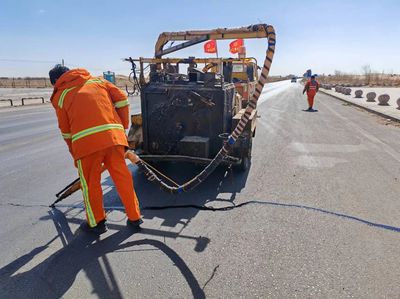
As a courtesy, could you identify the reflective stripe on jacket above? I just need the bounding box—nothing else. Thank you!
[50,69,129,160]
[305,80,319,93]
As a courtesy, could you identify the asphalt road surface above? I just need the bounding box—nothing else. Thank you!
[1,81,400,298]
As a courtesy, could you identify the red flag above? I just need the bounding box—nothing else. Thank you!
[229,39,244,54]
[204,40,217,53]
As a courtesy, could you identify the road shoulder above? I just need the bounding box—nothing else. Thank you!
[320,89,400,123]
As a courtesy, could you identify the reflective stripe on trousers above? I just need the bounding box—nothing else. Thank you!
[76,146,141,226]
[77,160,97,227]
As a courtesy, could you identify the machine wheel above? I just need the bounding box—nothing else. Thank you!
[237,156,251,171]
[235,137,252,172]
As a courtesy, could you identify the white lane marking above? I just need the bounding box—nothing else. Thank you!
[289,142,350,169]
[296,155,348,169]
[290,142,318,169]
[257,116,276,134]
[320,99,400,163]
[290,142,368,153]
[257,81,295,105]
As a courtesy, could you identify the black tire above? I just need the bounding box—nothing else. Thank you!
[235,137,252,172]
[237,156,250,172]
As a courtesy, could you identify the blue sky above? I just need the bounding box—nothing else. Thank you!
[1,0,399,77]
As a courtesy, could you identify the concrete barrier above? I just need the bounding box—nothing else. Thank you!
[378,94,390,106]
[366,92,377,102]
[337,86,344,93]
[0,99,14,107]
[344,88,351,95]
[355,90,363,98]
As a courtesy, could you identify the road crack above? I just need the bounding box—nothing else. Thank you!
[202,265,220,290]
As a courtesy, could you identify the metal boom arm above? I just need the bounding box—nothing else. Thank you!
[155,24,271,57]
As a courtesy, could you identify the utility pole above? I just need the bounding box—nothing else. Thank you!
[62,59,64,66]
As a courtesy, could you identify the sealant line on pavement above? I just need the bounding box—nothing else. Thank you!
[3,201,400,233]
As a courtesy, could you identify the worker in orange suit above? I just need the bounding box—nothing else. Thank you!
[302,75,319,111]
[49,64,142,234]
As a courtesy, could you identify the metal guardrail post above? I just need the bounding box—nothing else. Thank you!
[21,97,45,106]
[0,99,14,106]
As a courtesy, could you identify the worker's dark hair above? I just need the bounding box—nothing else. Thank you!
[49,64,70,85]
[311,75,315,79]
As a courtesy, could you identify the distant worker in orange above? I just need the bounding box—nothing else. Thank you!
[302,75,319,111]
[49,64,142,234]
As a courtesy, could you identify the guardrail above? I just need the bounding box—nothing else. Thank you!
[0,99,14,106]
[21,97,45,105]
[0,97,46,107]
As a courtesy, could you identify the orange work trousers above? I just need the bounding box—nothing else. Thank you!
[307,91,316,108]
[76,145,141,227]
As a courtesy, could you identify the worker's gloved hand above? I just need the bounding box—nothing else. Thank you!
[125,150,140,164]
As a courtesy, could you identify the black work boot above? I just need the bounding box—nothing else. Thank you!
[80,219,107,235]
[126,218,143,230]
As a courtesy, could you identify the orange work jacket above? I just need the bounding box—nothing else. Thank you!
[50,69,129,160]
[304,80,319,94]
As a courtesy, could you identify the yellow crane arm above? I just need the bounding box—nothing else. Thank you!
[155,24,272,57]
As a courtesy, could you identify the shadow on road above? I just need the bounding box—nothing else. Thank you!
[0,208,208,298]
[0,163,250,298]
[2,193,399,297]
[7,162,399,297]
[103,162,250,228]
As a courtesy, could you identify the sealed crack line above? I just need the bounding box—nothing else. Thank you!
[3,200,400,233]
[202,265,220,290]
